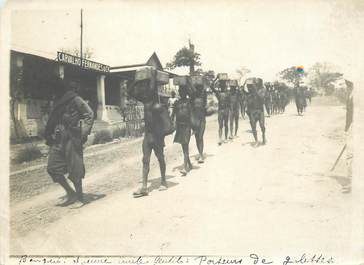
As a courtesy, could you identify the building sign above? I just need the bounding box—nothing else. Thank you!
[57,52,110,73]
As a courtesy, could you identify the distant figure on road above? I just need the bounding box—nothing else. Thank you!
[302,87,308,112]
[228,80,241,139]
[278,89,288,113]
[172,81,193,176]
[244,78,267,145]
[168,90,178,118]
[264,83,273,116]
[45,78,94,207]
[294,84,306,115]
[189,76,207,163]
[272,89,280,114]
[306,87,312,105]
[128,71,168,198]
[239,87,247,119]
[210,75,230,145]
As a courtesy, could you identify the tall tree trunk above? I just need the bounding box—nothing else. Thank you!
[10,98,19,139]
[189,64,195,76]
[189,40,195,75]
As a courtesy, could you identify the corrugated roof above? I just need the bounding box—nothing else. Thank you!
[10,48,180,78]
[11,46,57,61]
[110,65,149,73]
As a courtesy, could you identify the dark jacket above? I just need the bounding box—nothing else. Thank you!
[45,91,94,146]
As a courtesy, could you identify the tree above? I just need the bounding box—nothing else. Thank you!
[10,59,26,139]
[279,66,307,86]
[236,67,251,83]
[59,47,93,59]
[166,41,202,75]
[307,62,343,95]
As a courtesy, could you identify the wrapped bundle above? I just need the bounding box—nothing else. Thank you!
[246,77,256,85]
[256,78,263,88]
[135,67,169,85]
[228,79,238,87]
[173,76,188,86]
[217,73,228,80]
[129,80,155,102]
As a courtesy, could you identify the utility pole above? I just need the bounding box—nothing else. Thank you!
[80,8,83,67]
[188,39,195,75]
[79,8,84,127]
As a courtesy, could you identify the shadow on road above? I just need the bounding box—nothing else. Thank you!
[57,193,106,206]
[148,175,179,193]
[83,193,107,204]
[172,164,201,172]
[172,154,215,172]
[328,174,352,194]
[192,153,215,160]
[241,141,266,148]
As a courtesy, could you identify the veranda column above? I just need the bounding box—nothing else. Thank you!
[15,54,27,121]
[96,74,109,121]
[119,79,128,109]
[56,64,65,79]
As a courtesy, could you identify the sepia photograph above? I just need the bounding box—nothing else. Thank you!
[1,0,364,264]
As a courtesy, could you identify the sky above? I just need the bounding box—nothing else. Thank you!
[6,0,364,81]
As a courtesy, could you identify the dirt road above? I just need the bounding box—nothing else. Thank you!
[10,98,354,261]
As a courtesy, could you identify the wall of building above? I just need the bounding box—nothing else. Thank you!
[10,52,125,139]
[10,51,175,140]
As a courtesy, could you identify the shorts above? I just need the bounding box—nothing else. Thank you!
[174,123,191,144]
[47,138,85,183]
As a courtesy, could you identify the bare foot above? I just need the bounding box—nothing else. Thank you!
[133,187,148,198]
[159,183,168,191]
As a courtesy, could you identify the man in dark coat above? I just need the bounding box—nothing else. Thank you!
[45,77,94,206]
[129,71,168,197]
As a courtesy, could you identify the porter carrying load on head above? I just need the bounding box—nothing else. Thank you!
[243,77,267,145]
[168,90,178,118]
[210,73,231,145]
[189,75,207,163]
[128,67,173,197]
[228,79,241,138]
[264,82,273,116]
[239,85,248,119]
[172,76,194,175]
